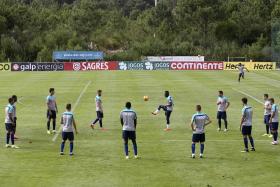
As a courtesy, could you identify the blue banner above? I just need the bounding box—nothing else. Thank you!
[53,51,104,60]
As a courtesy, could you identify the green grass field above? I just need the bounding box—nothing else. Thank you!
[0,70,280,187]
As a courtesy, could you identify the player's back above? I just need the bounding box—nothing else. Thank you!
[121,109,137,131]
[192,113,209,134]
[242,106,253,126]
[62,112,74,132]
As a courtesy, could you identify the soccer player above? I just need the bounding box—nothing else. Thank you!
[12,95,18,139]
[190,105,212,158]
[60,104,78,156]
[240,97,255,152]
[152,91,174,131]
[216,91,230,132]
[269,98,279,145]
[5,97,19,148]
[46,88,58,134]
[263,94,272,137]
[237,63,249,82]
[90,90,105,130]
[120,102,138,159]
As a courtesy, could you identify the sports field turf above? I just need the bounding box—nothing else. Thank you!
[0,71,279,187]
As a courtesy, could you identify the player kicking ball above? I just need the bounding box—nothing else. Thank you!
[269,98,279,145]
[190,105,211,158]
[90,90,105,130]
[60,104,78,156]
[152,91,174,131]
[120,102,138,159]
[240,98,255,152]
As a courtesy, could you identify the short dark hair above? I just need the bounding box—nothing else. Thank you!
[97,90,102,93]
[49,88,54,93]
[264,94,269,98]
[219,90,223,95]
[269,98,275,103]
[66,103,71,110]
[12,95,17,102]
[242,97,248,104]
[126,102,131,109]
[196,105,201,111]
[8,97,13,104]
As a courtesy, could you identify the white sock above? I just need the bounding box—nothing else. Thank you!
[154,109,159,114]
[167,124,170,129]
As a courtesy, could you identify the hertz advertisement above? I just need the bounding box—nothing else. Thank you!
[224,62,276,71]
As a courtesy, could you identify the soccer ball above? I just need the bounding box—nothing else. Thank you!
[143,96,149,101]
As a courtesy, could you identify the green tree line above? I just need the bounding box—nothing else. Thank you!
[0,0,280,62]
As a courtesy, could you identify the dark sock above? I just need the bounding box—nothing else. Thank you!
[11,133,14,145]
[200,144,204,154]
[47,121,50,130]
[53,120,56,130]
[266,125,270,134]
[61,142,65,152]
[225,120,228,129]
[6,133,10,144]
[92,118,99,125]
[124,143,128,156]
[70,142,74,153]
[243,137,248,149]
[99,119,103,128]
[273,132,278,141]
[191,143,195,154]
[132,141,138,155]
[249,136,254,148]
[218,120,221,129]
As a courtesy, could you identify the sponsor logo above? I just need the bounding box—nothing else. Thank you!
[64,62,118,71]
[145,62,153,70]
[224,62,276,71]
[0,63,11,71]
[119,62,127,70]
[147,56,205,62]
[11,63,64,71]
[170,62,223,70]
[73,62,81,71]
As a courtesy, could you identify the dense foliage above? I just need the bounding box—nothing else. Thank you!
[0,0,279,61]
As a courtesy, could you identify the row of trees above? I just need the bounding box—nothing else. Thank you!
[0,0,280,62]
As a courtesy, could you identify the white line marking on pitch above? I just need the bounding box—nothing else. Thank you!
[232,88,263,105]
[163,140,269,142]
[52,81,92,142]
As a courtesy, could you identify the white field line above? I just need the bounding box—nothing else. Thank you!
[52,81,92,142]
[163,139,269,142]
[232,88,263,105]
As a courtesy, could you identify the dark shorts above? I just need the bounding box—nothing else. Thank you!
[122,130,136,141]
[5,123,15,132]
[192,133,205,143]
[264,115,271,125]
[96,111,104,118]
[47,110,56,119]
[270,122,279,131]
[242,126,252,135]
[62,132,74,141]
[217,111,227,120]
[239,72,244,78]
